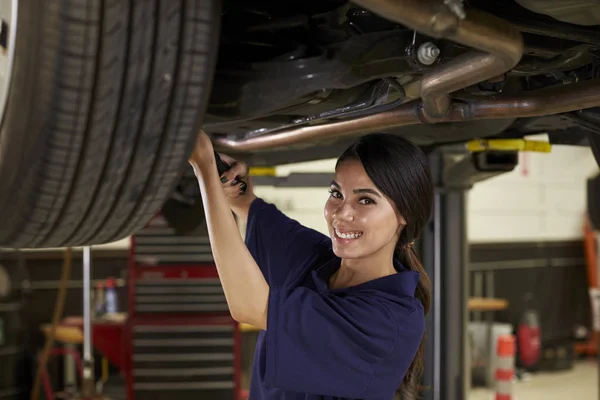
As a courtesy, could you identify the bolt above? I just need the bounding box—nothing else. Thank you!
[417,42,440,65]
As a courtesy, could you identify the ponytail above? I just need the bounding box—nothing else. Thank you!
[395,244,431,400]
[334,132,434,398]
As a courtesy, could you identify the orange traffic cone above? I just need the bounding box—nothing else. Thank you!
[495,334,515,400]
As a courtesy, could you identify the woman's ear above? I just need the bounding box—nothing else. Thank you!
[395,221,405,237]
[397,213,407,226]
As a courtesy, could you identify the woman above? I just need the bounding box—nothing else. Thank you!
[189,131,433,399]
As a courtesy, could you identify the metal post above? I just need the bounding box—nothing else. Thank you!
[82,245,96,397]
[421,185,442,400]
[421,151,470,400]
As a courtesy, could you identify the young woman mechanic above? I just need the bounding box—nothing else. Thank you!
[189,130,433,400]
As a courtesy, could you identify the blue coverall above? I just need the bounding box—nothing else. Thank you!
[245,198,425,400]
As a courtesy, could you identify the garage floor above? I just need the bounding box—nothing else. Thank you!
[468,360,598,400]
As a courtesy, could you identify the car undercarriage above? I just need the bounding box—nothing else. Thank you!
[203,0,600,166]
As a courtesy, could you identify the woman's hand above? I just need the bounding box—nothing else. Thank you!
[217,153,256,221]
[188,129,216,174]
[188,130,256,219]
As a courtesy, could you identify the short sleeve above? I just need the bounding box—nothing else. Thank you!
[263,286,425,398]
[245,197,332,286]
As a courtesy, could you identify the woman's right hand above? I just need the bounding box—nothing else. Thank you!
[217,153,256,218]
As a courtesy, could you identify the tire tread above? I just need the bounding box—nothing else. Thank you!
[0,0,219,248]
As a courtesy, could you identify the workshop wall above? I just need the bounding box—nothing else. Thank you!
[469,241,591,342]
[468,143,599,243]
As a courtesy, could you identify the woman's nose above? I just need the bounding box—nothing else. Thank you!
[334,203,354,222]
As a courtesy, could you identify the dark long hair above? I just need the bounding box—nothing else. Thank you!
[336,133,433,399]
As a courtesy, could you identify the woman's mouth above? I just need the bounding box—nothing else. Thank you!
[334,227,363,240]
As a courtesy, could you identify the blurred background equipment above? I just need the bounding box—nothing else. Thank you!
[515,293,542,371]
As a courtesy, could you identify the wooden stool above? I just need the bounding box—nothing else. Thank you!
[39,324,85,400]
[39,322,111,398]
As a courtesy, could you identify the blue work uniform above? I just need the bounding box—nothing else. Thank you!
[245,197,425,400]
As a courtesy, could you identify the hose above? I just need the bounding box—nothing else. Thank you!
[30,247,73,400]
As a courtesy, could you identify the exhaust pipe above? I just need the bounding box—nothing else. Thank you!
[352,0,524,118]
[214,79,600,152]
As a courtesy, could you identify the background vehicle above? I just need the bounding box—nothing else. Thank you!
[1,0,599,248]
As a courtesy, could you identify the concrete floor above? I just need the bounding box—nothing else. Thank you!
[469,360,598,400]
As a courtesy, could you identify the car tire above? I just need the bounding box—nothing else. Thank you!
[0,0,220,248]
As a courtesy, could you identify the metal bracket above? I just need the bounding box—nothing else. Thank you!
[437,148,519,191]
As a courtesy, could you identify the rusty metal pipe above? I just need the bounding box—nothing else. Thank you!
[351,0,524,117]
[214,107,421,152]
[213,79,600,152]
[468,80,600,120]
[419,52,499,116]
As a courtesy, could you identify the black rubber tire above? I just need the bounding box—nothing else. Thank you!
[0,0,220,248]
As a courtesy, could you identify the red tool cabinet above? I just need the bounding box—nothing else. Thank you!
[125,214,243,400]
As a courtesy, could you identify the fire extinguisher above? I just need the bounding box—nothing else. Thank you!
[516,293,542,371]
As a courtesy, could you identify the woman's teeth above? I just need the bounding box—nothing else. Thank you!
[335,228,363,239]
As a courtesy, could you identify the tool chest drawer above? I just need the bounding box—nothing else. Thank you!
[131,324,236,400]
[132,213,213,266]
[133,277,228,314]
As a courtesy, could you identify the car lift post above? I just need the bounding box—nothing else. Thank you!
[420,150,470,400]
[419,146,518,400]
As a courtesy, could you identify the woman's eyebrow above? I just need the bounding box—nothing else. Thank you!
[330,181,382,198]
[354,188,382,198]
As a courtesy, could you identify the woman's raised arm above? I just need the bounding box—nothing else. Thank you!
[189,132,270,329]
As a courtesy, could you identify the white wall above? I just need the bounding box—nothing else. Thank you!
[468,142,599,242]
[253,184,332,236]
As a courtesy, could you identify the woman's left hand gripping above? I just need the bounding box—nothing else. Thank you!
[188,129,217,172]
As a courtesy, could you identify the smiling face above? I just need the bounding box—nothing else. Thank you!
[324,158,406,261]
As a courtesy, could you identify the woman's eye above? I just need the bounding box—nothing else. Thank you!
[328,188,342,199]
[359,197,376,205]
